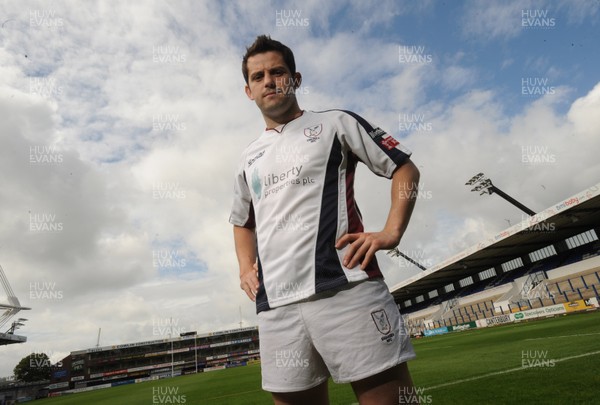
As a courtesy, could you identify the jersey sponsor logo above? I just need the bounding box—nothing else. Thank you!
[263,165,303,187]
[251,167,263,200]
[247,150,265,167]
[304,124,322,142]
[367,127,401,150]
[380,136,400,150]
[253,165,315,200]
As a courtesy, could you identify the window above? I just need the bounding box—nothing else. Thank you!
[529,245,557,262]
[502,257,523,272]
[459,276,473,287]
[565,229,598,249]
[478,268,496,280]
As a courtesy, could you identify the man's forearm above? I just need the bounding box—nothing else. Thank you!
[234,225,260,301]
[233,225,257,271]
[384,159,420,243]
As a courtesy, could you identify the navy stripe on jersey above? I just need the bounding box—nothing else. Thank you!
[242,172,256,228]
[345,152,363,234]
[340,109,410,167]
[255,250,270,313]
[245,202,256,229]
[314,134,349,292]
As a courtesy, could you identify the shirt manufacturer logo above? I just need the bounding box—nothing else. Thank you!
[248,150,265,167]
[367,127,387,140]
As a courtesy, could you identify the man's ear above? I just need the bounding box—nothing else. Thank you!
[245,84,255,101]
[293,72,302,88]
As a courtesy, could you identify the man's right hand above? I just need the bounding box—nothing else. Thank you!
[240,262,260,302]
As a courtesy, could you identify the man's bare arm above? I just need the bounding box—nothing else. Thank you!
[234,225,259,301]
[335,159,420,269]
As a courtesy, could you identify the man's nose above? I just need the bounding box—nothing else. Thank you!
[264,73,276,88]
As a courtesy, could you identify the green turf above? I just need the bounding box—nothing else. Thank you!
[38,310,600,404]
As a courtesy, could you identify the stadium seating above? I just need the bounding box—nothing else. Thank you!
[404,247,600,336]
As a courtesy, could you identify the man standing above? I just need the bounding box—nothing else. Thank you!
[230,35,420,405]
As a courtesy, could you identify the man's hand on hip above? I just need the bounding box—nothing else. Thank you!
[335,230,400,270]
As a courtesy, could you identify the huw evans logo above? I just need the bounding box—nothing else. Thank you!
[275,146,309,164]
[29,9,64,30]
[29,352,63,368]
[521,145,556,165]
[399,114,432,132]
[275,10,310,27]
[522,9,556,28]
[275,213,309,231]
[398,45,432,64]
[29,145,63,164]
[30,282,63,300]
[521,350,555,367]
[521,77,555,96]
[29,213,63,232]
[152,386,187,403]
[275,350,309,368]
[399,386,433,404]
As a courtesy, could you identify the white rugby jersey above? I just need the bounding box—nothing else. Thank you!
[229,110,412,313]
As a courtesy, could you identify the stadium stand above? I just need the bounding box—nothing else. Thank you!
[392,183,600,336]
[46,327,259,396]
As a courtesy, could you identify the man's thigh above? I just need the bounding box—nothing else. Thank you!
[271,380,329,405]
[301,278,416,383]
[257,302,330,393]
[350,362,416,405]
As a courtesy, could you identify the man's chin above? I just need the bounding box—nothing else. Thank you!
[258,100,291,116]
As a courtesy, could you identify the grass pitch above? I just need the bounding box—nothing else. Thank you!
[39,310,600,404]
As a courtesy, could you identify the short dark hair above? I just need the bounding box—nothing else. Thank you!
[242,35,296,84]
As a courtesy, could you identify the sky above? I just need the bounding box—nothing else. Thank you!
[0,0,599,377]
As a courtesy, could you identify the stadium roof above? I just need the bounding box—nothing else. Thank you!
[0,332,27,346]
[390,182,600,303]
[0,264,31,345]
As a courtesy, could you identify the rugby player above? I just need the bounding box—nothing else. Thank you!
[230,35,420,405]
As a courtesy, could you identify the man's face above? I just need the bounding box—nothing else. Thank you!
[245,51,300,117]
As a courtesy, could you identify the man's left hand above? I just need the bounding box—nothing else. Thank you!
[335,230,400,270]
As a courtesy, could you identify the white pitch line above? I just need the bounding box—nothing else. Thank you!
[424,350,600,391]
[524,332,600,341]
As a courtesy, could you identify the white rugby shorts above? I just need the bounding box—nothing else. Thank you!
[257,278,416,392]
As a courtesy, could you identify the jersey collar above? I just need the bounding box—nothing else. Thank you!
[265,110,305,133]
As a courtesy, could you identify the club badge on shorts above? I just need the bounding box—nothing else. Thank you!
[371,309,395,343]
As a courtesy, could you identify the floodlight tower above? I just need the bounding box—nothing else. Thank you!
[7,318,28,334]
[465,173,536,216]
[387,248,427,271]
